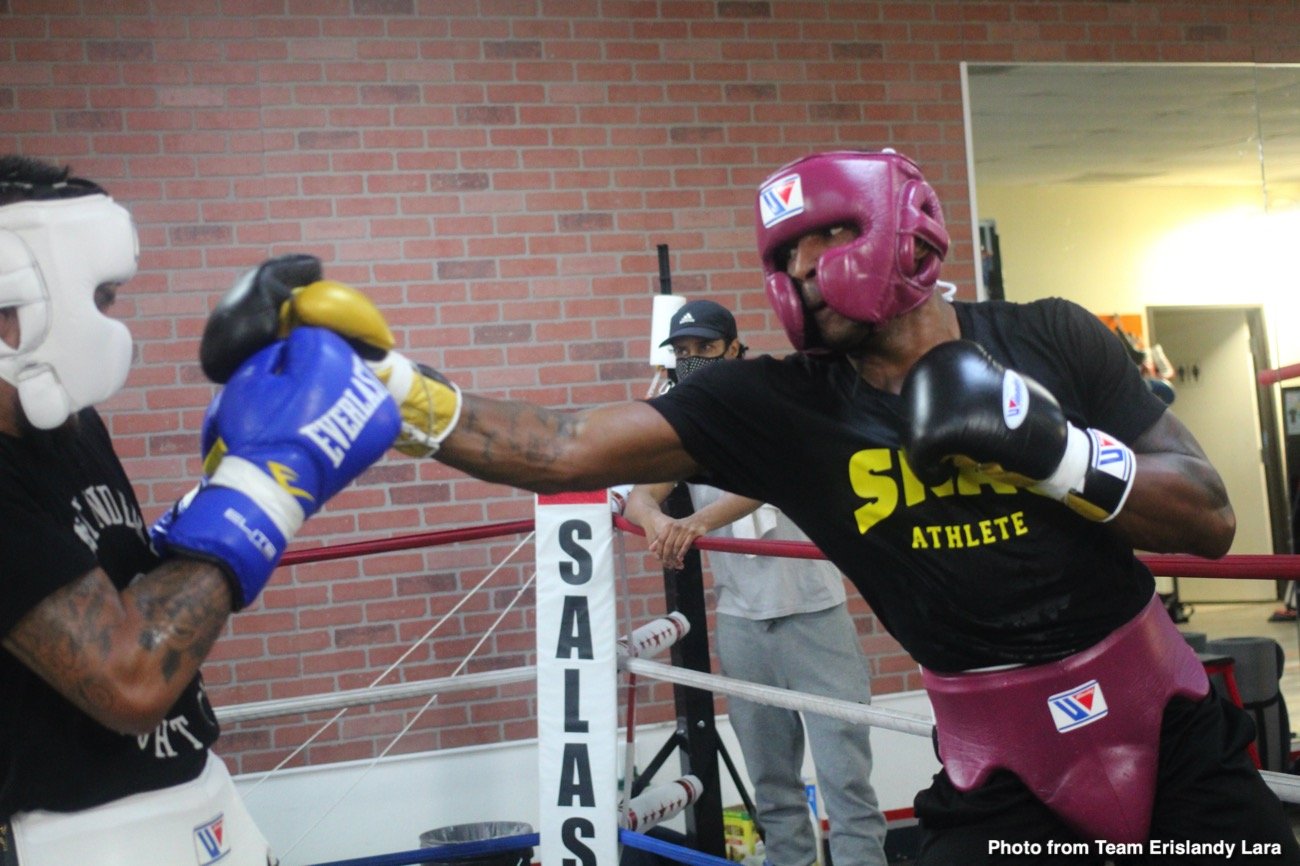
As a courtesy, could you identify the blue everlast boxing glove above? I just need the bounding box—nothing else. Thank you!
[148,396,225,555]
[152,327,401,609]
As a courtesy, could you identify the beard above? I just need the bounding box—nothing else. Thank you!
[805,313,881,357]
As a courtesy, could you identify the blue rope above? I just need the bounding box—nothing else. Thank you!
[618,828,737,866]
[308,828,732,866]
[306,832,538,866]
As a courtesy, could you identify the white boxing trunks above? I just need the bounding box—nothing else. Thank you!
[11,752,274,866]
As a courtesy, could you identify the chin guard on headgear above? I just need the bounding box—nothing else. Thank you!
[0,195,138,428]
[755,150,949,352]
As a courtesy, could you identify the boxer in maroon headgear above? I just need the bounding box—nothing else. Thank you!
[216,149,1300,864]
[757,149,948,349]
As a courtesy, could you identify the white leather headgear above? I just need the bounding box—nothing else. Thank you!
[0,194,138,428]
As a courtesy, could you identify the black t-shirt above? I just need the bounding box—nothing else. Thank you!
[649,298,1168,672]
[0,409,218,817]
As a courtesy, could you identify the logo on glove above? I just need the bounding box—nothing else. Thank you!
[267,462,311,502]
[222,507,278,561]
[1001,371,1029,430]
[299,355,393,468]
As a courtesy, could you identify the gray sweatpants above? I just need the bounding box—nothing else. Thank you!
[717,605,888,866]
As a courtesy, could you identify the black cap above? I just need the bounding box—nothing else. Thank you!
[659,299,737,346]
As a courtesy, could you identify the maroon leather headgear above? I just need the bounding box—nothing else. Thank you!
[755,150,949,351]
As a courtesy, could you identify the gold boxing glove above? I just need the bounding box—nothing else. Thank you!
[283,280,462,457]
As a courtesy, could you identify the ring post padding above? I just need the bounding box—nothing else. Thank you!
[649,294,686,368]
[535,491,619,866]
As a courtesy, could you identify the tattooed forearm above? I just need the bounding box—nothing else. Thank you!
[2,559,231,733]
[442,396,581,488]
[437,394,696,491]
[129,557,231,680]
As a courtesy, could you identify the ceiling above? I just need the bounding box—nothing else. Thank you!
[966,63,1300,190]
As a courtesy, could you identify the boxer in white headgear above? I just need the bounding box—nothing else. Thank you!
[0,157,397,866]
[0,168,137,429]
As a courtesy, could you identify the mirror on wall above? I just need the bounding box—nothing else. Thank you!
[965,63,1300,308]
[962,62,1300,591]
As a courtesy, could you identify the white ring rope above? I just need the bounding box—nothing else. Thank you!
[237,530,536,799]
[281,569,539,859]
[213,506,1300,865]
[622,658,1300,804]
[215,665,536,724]
[623,657,936,739]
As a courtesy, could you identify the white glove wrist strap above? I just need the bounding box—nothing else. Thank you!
[208,456,306,540]
[375,350,414,402]
[1035,423,1089,501]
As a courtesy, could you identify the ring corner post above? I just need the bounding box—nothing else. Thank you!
[534,491,620,866]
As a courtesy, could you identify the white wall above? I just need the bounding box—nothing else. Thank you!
[975,183,1300,374]
[236,692,940,866]
[976,183,1300,569]
[1149,308,1274,600]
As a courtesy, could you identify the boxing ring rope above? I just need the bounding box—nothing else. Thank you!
[216,666,536,725]
[211,507,1300,865]
[612,514,1300,579]
[271,517,1300,581]
[283,567,540,859]
[622,657,935,739]
[215,520,538,726]
[279,519,535,566]
[1258,362,1300,386]
[222,521,538,864]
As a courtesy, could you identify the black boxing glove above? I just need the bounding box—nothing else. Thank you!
[200,254,324,384]
[900,340,1136,522]
[201,256,461,457]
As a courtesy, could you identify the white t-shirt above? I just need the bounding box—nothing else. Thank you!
[689,483,846,620]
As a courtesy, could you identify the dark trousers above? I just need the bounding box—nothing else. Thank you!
[914,693,1300,864]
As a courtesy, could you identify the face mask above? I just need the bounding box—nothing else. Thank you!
[675,353,725,382]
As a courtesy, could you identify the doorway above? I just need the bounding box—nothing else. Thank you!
[1148,305,1289,602]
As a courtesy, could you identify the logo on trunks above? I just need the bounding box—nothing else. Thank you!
[1047,679,1109,733]
[759,174,805,227]
[192,812,230,865]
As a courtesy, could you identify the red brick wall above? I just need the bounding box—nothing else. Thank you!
[3,0,1299,774]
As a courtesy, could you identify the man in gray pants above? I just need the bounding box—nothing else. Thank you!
[624,300,887,866]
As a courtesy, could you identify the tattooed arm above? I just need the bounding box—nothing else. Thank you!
[2,559,232,735]
[436,395,699,493]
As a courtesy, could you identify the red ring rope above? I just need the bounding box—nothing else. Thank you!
[612,515,1300,580]
[1259,363,1300,386]
[274,514,1300,581]
[280,519,534,566]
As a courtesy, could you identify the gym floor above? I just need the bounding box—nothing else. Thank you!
[1187,598,1300,726]
[1180,598,1300,840]
[872,601,1300,862]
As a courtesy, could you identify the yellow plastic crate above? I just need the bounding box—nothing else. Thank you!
[723,804,759,862]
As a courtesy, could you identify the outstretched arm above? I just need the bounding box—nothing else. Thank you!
[3,560,232,736]
[1113,410,1235,558]
[197,265,700,487]
[436,395,701,493]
